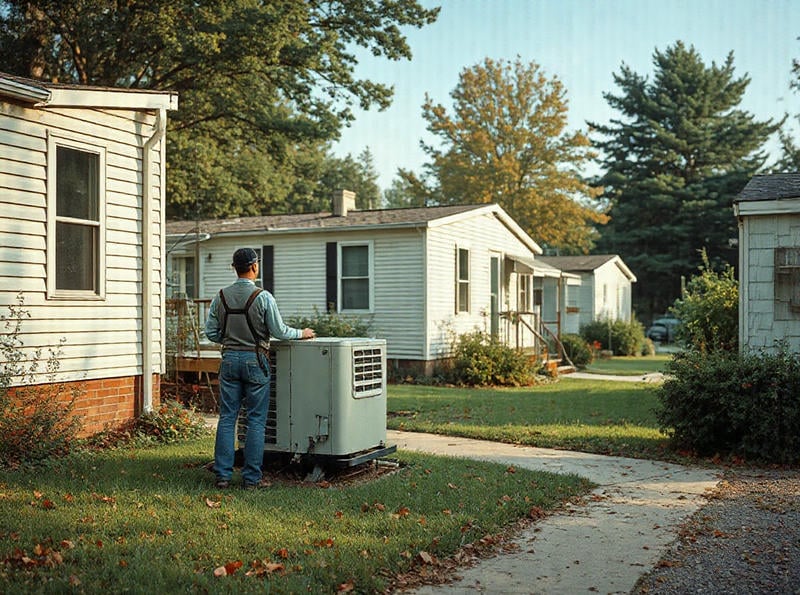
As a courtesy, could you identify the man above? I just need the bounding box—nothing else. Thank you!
[205,247,315,489]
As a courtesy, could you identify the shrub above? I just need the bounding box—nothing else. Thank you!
[0,296,82,468]
[656,345,800,463]
[560,334,592,368]
[135,399,209,444]
[669,250,738,351]
[579,317,645,356]
[287,307,372,337]
[448,331,537,386]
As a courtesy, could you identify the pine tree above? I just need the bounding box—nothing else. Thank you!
[592,42,780,321]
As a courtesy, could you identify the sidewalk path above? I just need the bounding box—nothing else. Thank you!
[387,430,719,594]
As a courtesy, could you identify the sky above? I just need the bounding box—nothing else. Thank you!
[331,0,800,191]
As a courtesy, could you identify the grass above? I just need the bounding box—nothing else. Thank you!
[582,354,672,376]
[387,378,671,460]
[0,437,590,593]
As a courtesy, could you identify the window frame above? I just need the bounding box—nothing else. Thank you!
[455,246,470,314]
[46,132,107,300]
[518,273,532,312]
[338,241,374,313]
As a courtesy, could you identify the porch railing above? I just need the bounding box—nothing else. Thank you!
[499,310,574,369]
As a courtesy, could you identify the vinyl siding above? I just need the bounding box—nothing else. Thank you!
[0,100,163,383]
[194,229,426,359]
[426,211,538,358]
[740,213,800,352]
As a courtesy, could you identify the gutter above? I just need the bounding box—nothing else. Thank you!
[141,108,166,413]
[0,77,51,104]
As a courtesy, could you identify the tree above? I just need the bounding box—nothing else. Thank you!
[382,169,435,208]
[592,42,780,321]
[0,0,439,219]
[413,57,607,254]
[312,148,382,212]
[670,250,738,352]
[775,52,800,171]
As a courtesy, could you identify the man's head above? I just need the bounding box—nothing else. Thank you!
[232,248,259,276]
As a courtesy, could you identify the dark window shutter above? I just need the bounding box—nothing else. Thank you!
[261,245,274,294]
[326,242,338,312]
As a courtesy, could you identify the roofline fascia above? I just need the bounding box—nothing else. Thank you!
[168,221,430,239]
[734,197,800,217]
[427,203,543,255]
[46,88,178,110]
[611,257,637,283]
[0,77,51,104]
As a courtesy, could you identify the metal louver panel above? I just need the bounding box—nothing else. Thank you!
[352,346,383,398]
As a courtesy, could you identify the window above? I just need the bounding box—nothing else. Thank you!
[47,135,106,299]
[518,274,532,312]
[340,243,372,311]
[456,247,470,313]
[775,247,800,319]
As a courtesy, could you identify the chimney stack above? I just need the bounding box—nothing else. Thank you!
[332,189,356,217]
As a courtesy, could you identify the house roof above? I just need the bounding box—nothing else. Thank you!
[733,173,800,216]
[0,71,178,110]
[735,173,800,202]
[537,254,637,282]
[166,203,543,254]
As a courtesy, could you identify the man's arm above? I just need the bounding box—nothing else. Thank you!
[262,293,315,340]
[204,295,223,343]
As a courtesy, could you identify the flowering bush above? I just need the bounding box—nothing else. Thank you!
[136,399,209,444]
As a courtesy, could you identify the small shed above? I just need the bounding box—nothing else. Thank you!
[537,254,637,334]
[0,73,178,435]
[734,173,800,353]
[166,197,578,375]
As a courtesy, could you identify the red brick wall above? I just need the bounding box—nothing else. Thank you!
[10,374,162,437]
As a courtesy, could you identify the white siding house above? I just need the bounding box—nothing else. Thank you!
[734,173,800,353]
[537,255,637,334]
[166,197,577,374]
[0,73,177,435]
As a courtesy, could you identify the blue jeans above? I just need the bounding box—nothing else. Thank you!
[214,350,270,486]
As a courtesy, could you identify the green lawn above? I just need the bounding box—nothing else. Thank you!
[387,378,670,459]
[582,354,672,376]
[0,437,590,593]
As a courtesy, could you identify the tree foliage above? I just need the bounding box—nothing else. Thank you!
[407,57,607,254]
[0,0,438,219]
[592,42,780,320]
[669,249,738,352]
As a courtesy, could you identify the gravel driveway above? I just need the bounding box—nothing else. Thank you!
[633,468,800,594]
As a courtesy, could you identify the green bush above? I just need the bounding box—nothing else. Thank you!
[669,250,738,351]
[135,399,209,444]
[560,334,593,368]
[656,345,800,463]
[0,296,82,468]
[579,317,645,356]
[287,307,372,337]
[448,331,537,387]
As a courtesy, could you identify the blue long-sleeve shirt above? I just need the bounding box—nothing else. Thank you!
[205,278,302,347]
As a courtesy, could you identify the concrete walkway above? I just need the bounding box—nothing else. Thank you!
[388,430,719,594]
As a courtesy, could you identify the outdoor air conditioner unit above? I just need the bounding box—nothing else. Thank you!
[238,337,395,467]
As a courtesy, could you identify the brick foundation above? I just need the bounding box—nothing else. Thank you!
[10,374,162,437]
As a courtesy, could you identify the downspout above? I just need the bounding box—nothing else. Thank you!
[142,108,166,413]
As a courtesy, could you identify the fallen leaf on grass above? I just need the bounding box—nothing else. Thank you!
[205,498,221,509]
[245,560,284,576]
[213,560,243,577]
[417,551,435,565]
[337,581,355,592]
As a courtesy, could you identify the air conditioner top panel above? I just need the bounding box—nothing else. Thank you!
[271,337,385,348]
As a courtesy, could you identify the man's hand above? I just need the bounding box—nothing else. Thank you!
[301,328,316,339]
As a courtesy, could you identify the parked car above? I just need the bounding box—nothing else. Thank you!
[646,317,681,343]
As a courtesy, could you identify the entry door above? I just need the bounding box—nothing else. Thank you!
[490,255,500,338]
